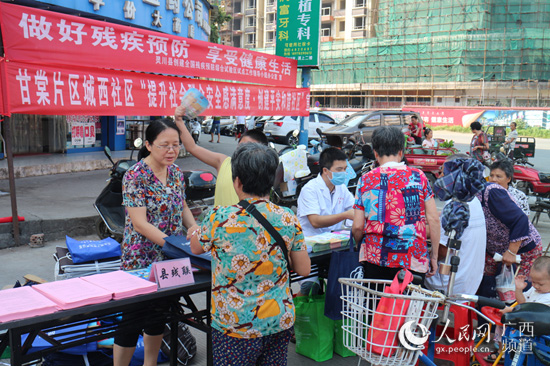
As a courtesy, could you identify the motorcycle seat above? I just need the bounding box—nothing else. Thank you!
[502,302,550,336]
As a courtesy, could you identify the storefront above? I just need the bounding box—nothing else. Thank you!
[1,0,213,155]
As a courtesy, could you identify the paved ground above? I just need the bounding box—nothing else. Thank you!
[1,131,550,365]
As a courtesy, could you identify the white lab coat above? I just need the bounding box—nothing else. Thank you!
[297,175,355,237]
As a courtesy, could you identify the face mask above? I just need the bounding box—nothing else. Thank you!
[329,171,347,186]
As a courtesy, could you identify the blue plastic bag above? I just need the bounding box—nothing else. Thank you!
[162,235,211,270]
[66,236,121,264]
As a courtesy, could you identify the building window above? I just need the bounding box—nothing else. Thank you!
[266,0,275,5]
[233,35,241,47]
[339,21,345,32]
[266,31,274,43]
[234,2,242,13]
[321,26,331,37]
[340,0,346,9]
[355,0,365,7]
[354,16,365,30]
[267,13,275,24]
[247,0,256,9]
[321,7,331,16]
[234,19,241,30]
[247,16,256,27]
[246,33,256,45]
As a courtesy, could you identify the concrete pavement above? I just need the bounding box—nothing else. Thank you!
[1,131,550,365]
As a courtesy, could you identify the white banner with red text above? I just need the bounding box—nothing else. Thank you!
[0,2,297,88]
[2,60,310,117]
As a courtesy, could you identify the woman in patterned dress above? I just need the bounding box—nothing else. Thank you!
[190,143,311,366]
[352,126,441,283]
[114,118,199,366]
[470,121,490,164]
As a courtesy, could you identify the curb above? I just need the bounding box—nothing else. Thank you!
[0,160,113,180]
[0,216,98,248]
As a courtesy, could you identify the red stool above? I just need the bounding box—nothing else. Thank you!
[427,304,477,366]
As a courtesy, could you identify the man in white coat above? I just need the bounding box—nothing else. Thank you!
[297,147,355,237]
[297,147,355,295]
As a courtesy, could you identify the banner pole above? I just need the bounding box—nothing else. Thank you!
[3,115,21,246]
[298,68,311,146]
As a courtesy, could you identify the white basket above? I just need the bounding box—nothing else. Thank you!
[339,278,445,366]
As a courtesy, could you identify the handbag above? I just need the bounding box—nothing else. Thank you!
[324,233,362,320]
[367,269,413,357]
[65,236,121,264]
[237,200,291,271]
[294,282,335,362]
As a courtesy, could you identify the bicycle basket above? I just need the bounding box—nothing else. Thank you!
[339,278,445,366]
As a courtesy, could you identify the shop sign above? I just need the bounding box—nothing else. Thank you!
[275,0,320,67]
[32,0,211,40]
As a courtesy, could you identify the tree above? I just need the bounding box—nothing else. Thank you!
[210,6,232,44]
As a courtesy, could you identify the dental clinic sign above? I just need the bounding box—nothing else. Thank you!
[33,0,211,40]
[275,0,320,67]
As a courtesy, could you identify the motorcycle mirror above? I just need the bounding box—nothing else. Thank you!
[268,142,275,149]
[292,129,300,137]
[103,146,115,165]
[133,138,143,149]
[315,128,323,136]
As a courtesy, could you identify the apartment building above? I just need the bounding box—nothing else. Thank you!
[217,0,550,109]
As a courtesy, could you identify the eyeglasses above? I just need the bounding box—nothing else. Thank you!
[153,144,183,152]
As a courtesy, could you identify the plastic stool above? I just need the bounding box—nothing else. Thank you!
[429,304,477,366]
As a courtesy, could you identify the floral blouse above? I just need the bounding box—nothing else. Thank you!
[470,132,488,162]
[508,186,530,216]
[199,199,305,339]
[121,160,186,270]
[354,163,434,273]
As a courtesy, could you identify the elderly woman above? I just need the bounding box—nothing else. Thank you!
[489,159,530,216]
[470,121,490,164]
[352,126,441,282]
[477,179,542,280]
[190,143,311,366]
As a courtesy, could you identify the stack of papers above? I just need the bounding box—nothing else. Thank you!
[0,286,58,323]
[33,278,113,310]
[305,231,351,253]
[82,271,157,300]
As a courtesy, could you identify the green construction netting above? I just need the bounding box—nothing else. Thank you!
[309,0,550,84]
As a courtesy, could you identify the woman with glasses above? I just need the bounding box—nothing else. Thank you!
[114,118,199,366]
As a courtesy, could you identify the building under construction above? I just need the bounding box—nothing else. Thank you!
[238,0,550,109]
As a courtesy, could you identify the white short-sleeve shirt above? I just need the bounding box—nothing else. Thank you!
[297,175,355,237]
[523,286,550,306]
[425,197,486,296]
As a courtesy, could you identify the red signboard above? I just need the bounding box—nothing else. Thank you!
[2,60,310,117]
[0,2,297,88]
[402,106,484,127]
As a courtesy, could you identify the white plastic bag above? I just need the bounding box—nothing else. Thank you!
[495,265,516,304]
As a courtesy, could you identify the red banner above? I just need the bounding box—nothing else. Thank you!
[402,106,483,127]
[0,3,297,88]
[2,60,310,117]
[0,57,5,115]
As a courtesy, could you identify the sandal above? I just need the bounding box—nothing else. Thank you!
[483,351,504,364]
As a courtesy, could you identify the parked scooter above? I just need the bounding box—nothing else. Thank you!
[94,139,217,241]
[94,140,140,242]
[494,150,550,225]
[189,118,201,144]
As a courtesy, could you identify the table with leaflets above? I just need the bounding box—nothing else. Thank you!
[0,233,349,366]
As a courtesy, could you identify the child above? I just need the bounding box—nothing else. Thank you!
[485,256,550,363]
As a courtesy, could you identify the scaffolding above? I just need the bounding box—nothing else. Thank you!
[313,0,550,86]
